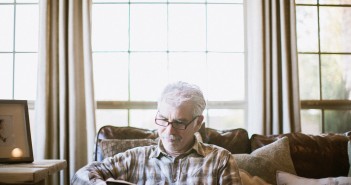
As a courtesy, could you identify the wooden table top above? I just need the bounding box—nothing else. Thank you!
[0,159,66,184]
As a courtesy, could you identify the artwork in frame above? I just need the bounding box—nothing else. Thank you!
[0,100,33,163]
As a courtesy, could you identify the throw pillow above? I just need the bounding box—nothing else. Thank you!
[276,171,351,185]
[100,139,158,159]
[239,169,271,185]
[233,137,296,185]
[349,141,351,177]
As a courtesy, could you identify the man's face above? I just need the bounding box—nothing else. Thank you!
[157,101,203,155]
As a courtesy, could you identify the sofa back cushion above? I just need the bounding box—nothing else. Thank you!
[95,126,159,161]
[205,128,250,154]
[100,138,158,159]
[94,125,250,161]
[95,124,208,161]
[251,132,350,179]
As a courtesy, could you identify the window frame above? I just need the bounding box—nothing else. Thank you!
[296,2,351,132]
[92,0,248,129]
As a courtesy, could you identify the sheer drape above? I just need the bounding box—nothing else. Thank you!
[246,0,301,135]
[35,0,96,185]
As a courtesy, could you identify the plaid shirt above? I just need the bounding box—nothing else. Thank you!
[72,138,242,185]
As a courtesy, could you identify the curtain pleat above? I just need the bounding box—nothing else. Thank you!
[35,1,96,185]
[246,0,301,136]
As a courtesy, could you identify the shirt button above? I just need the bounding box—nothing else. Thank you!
[173,178,177,182]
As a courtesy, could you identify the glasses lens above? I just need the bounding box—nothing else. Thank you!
[155,119,166,126]
[172,123,186,130]
[155,119,187,130]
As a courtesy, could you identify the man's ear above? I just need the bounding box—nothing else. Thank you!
[194,115,204,131]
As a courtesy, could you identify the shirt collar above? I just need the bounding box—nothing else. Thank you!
[149,136,206,159]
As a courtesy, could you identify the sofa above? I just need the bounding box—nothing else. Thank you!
[90,125,351,185]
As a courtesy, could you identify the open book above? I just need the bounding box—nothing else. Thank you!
[106,178,136,185]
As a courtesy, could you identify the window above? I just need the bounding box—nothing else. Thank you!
[0,0,39,135]
[92,0,246,131]
[295,0,351,133]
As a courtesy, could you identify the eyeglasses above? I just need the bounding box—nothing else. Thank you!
[155,111,200,130]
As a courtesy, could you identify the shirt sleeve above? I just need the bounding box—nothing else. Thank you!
[218,153,243,185]
[71,152,132,185]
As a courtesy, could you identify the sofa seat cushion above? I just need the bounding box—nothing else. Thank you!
[234,137,296,185]
[205,128,250,154]
[251,132,351,179]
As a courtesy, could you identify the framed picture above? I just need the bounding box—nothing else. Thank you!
[0,100,33,163]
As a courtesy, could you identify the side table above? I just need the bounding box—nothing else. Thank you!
[0,159,66,185]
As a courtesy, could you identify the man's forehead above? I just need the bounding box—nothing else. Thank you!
[158,102,194,117]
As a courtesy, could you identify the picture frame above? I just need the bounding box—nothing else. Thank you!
[0,100,33,163]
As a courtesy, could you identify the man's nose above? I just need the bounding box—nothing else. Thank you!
[164,122,177,134]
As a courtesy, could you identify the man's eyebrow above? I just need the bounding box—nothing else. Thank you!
[157,113,167,119]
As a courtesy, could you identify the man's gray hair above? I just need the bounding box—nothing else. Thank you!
[158,81,206,116]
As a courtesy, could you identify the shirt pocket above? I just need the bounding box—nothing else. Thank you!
[182,158,218,184]
[144,172,165,185]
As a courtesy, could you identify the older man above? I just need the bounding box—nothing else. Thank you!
[72,81,242,185]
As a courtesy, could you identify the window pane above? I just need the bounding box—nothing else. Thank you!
[93,0,129,2]
[207,4,244,52]
[168,53,207,92]
[207,109,244,130]
[168,4,206,51]
[130,4,167,51]
[324,110,351,133]
[93,53,129,100]
[320,7,351,52]
[296,6,318,52]
[298,54,320,100]
[130,53,168,101]
[96,109,128,131]
[0,5,14,52]
[15,5,39,52]
[301,109,321,134]
[319,0,351,4]
[295,0,316,4]
[321,55,351,100]
[92,4,129,51]
[207,0,243,3]
[169,0,205,2]
[0,54,13,99]
[14,53,38,100]
[130,0,166,2]
[207,53,244,101]
[0,0,14,3]
[16,0,39,3]
[130,109,157,129]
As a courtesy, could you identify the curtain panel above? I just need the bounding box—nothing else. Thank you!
[246,0,301,135]
[35,0,96,185]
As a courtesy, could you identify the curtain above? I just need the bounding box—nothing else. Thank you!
[35,0,96,185]
[246,0,301,136]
